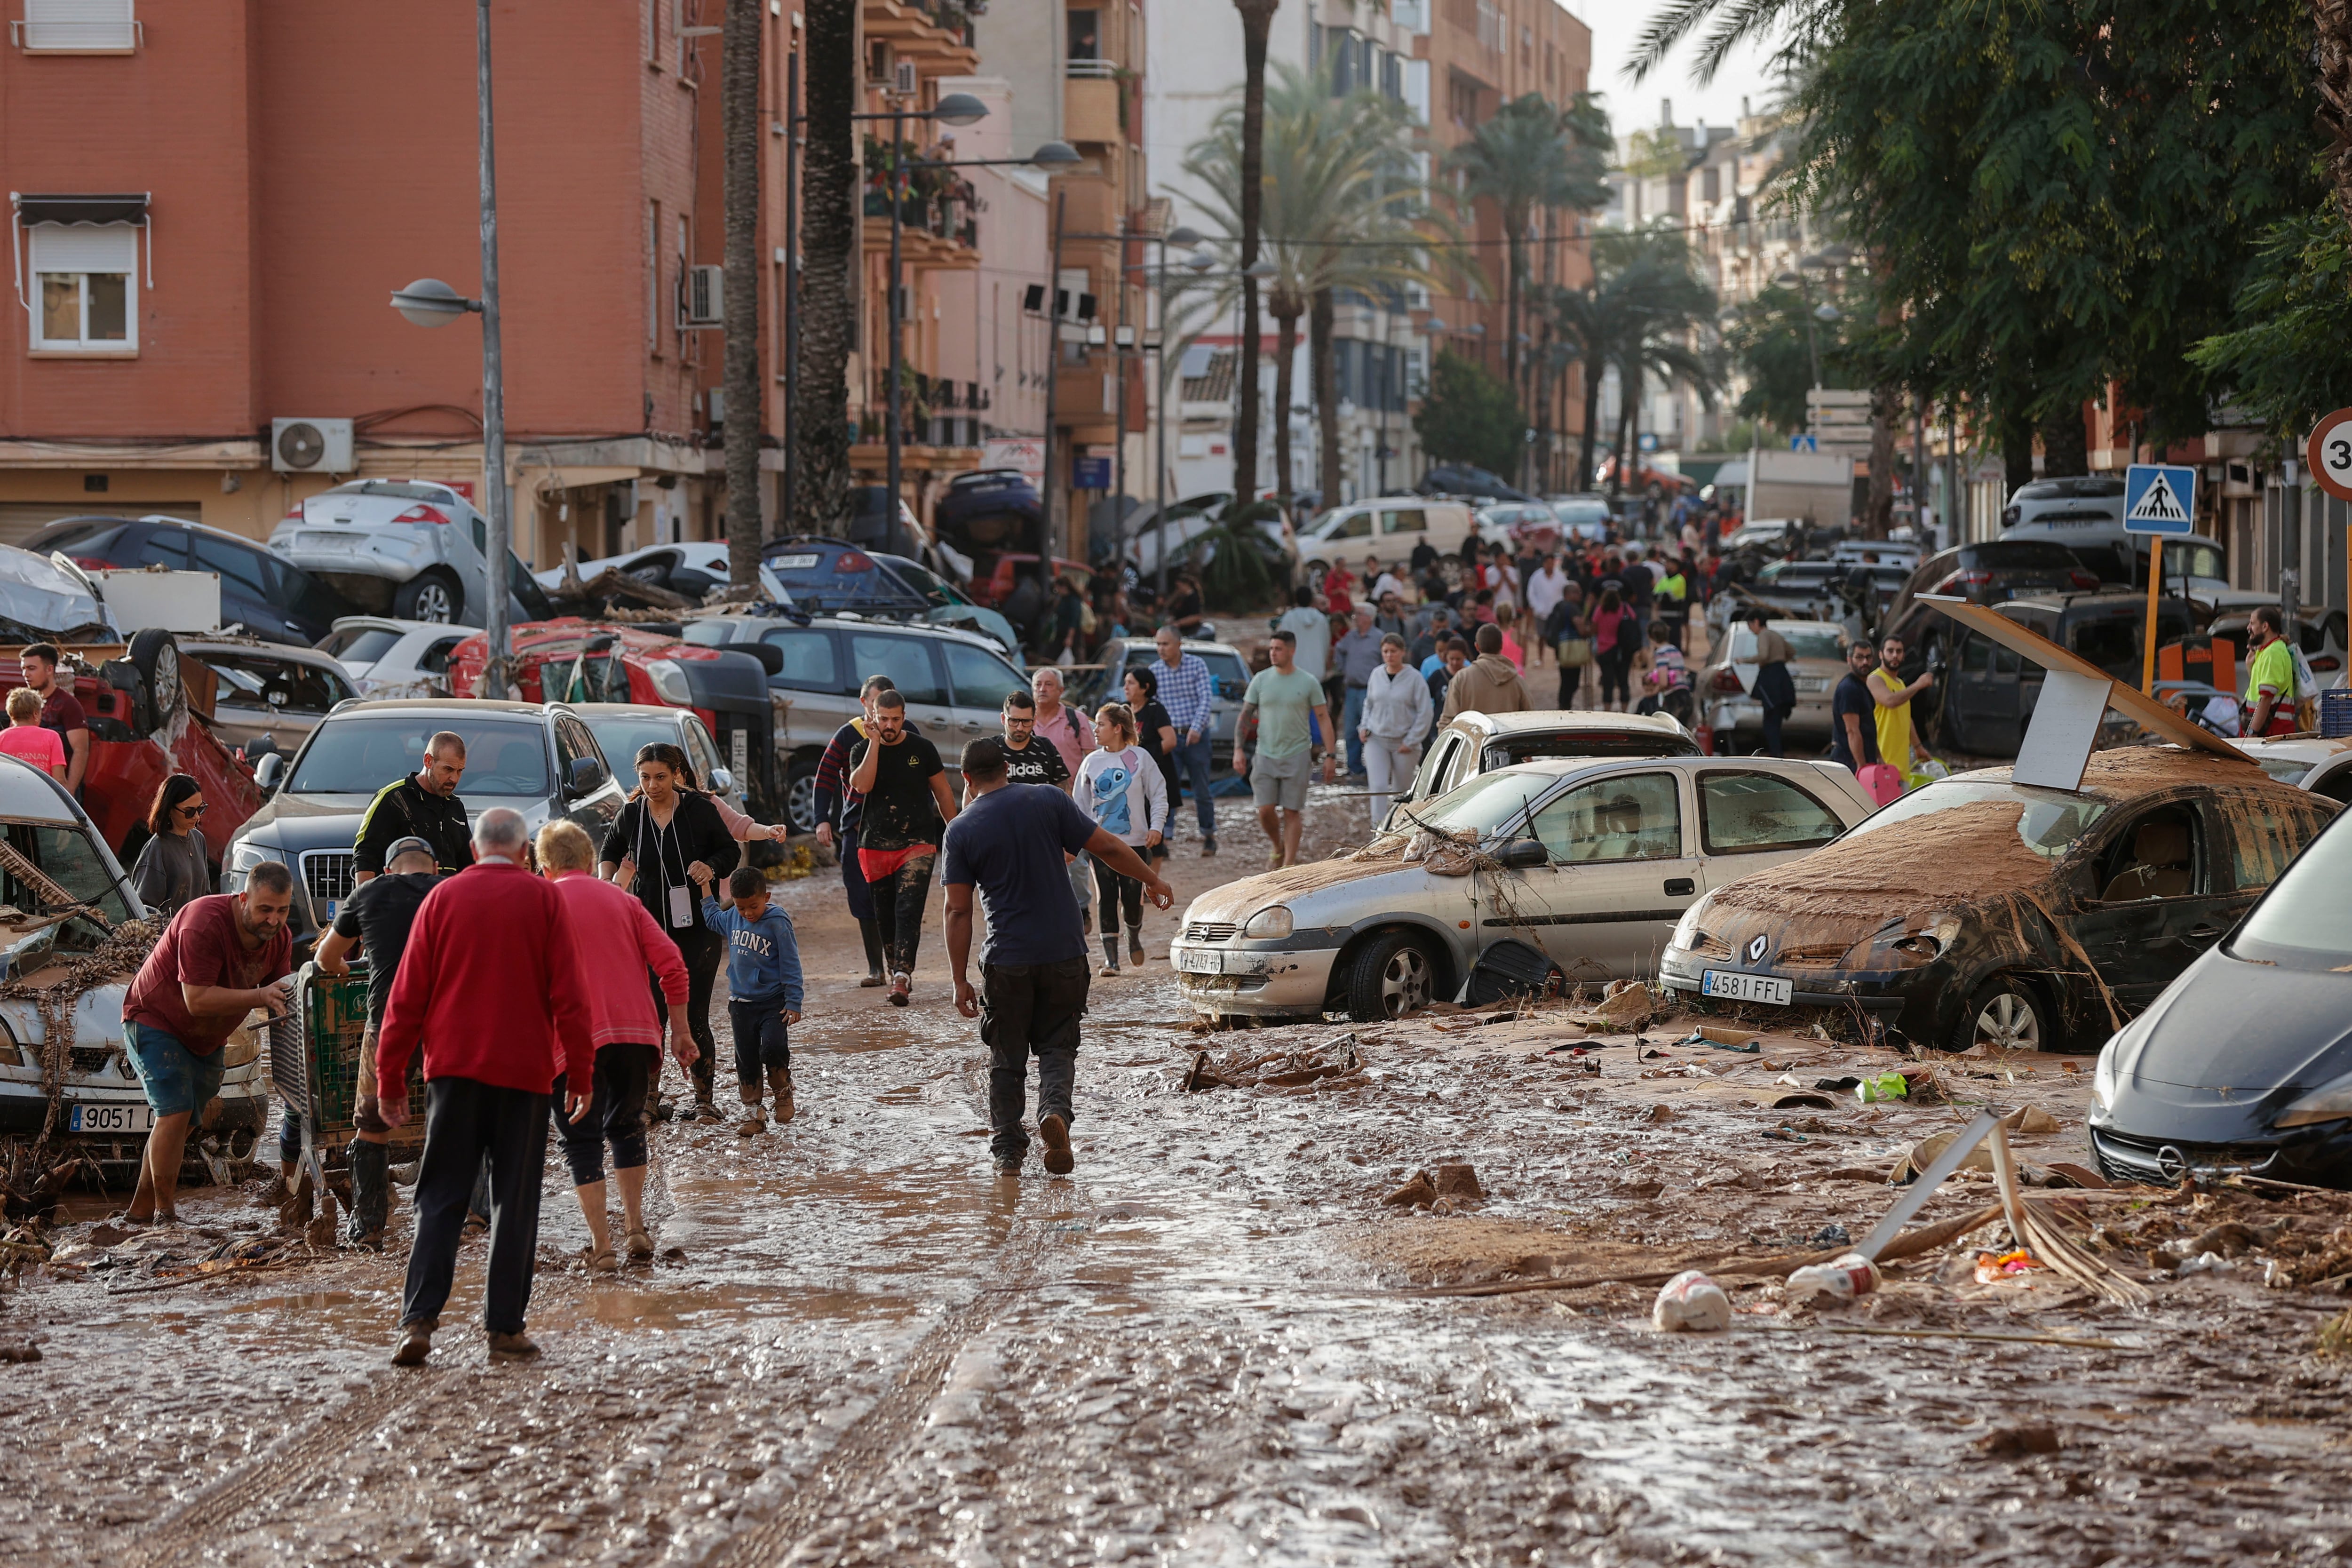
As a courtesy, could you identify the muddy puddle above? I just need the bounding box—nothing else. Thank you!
[6,790,2352,1565]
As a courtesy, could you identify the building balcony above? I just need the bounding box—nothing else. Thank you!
[860,209,980,270]
[862,0,980,74]
[1065,74,1122,146]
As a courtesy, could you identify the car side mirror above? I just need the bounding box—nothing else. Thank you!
[254,752,286,793]
[567,756,608,797]
[707,765,735,796]
[1496,837,1549,869]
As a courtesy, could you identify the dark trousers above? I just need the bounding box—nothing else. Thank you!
[651,923,722,1102]
[1598,645,1635,706]
[1093,858,1143,936]
[1557,659,1585,709]
[871,850,936,977]
[981,957,1090,1163]
[1171,735,1217,839]
[552,1043,655,1187]
[727,998,792,1088]
[401,1076,549,1336]
[1760,702,1789,758]
[841,822,886,975]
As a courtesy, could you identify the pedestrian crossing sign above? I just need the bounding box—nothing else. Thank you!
[2122,463,2197,535]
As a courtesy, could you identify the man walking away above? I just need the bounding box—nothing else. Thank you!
[1440,624,1537,722]
[18,642,89,797]
[1235,629,1335,871]
[534,820,691,1268]
[378,808,593,1366]
[699,865,804,1135]
[119,865,294,1226]
[942,738,1171,1176]
[313,836,442,1248]
[1331,605,1385,780]
[847,690,958,1007]
[353,731,474,882]
[1152,627,1219,856]
[813,675,899,987]
[1746,609,1797,758]
[1275,586,1331,683]
[1360,634,1432,825]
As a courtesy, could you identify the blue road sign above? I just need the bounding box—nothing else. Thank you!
[1789,433,1819,453]
[1072,454,1112,490]
[2123,463,2197,536]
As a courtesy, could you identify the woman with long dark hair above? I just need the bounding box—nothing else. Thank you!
[600,743,738,1122]
[1591,582,1635,712]
[130,773,212,914]
[1122,663,1179,864]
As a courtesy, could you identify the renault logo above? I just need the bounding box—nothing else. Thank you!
[1745,934,1769,965]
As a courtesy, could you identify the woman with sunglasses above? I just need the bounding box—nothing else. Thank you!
[131,773,214,915]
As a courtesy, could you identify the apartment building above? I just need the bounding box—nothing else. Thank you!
[0,0,817,565]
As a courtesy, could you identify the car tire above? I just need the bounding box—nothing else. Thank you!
[127,627,183,735]
[1344,929,1440,1022]
[785,754,821,836]
[1947,974,2050,1054]
[395,570,463,624]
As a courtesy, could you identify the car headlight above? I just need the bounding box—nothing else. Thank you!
[644,658,694,706]
[229,840,282,873]
[219,1021,263,1069]
[1669,898,1710,953]
[2091,1038,2119,1113]
[1241,905,1293,939]
[2277,1072,2352,1129]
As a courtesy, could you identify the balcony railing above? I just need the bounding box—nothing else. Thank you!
[1065,57,1118,78]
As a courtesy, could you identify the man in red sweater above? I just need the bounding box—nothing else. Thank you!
[376,807,593,1366]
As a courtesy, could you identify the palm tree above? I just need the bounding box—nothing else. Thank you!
[1231,0,1281,505]
[721,0,762,587]
[1443,93,1612,398]
[792,0,857,533]
[1539,228,1719,491]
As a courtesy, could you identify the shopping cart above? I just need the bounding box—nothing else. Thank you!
[267,961,423,1191]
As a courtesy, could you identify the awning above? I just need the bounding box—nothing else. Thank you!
[10,193,149,226]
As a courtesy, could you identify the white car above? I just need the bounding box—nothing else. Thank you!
[314,616,482,698]
[270,478,556,627]
[1295,497,1479,586]
[534,541,790,605]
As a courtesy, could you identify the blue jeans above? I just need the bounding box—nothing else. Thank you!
[1342,686,1367,775]
[727,998,792,1088]
[1171,734,1217,839]
[126,1020,223,1119]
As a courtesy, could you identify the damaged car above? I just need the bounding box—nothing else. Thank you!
[1173,754,1876,1024]
[2090,808,2352,1185]
[1659,748,2335,1052]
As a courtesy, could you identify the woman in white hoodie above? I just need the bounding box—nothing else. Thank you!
[1359,633,1434,824]
[1075,703,1170,975]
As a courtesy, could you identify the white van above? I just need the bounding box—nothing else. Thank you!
[1295,497,1480,585]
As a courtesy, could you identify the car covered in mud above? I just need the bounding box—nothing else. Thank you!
[1381,710,1700,831]
[2090,808,2352,1185]
[0,753,268,1171]
[2230,734,2352,804]
[1173,754,1877,1023]
[1659,748,2336,1052]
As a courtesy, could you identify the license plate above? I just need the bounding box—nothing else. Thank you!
[1701,969,1792,1006]
[773,552,820,570]
[1175,947,1222,975]
[298,530,365,550]
[1795,677,1829,693]
[69,1103,154,1134]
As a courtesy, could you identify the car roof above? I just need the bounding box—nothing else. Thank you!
[2231,736,2352,764]
[327,615,475,636]
[2000,590,2187,614]
[1104,636,1246,659]
[572,702,691,720]
[181,637,347,668]
[1444,709,1691,739]
[1483,754,1818,783]
[0,751,88,823]
[327,698,556,720]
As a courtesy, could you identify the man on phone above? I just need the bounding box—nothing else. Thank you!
[119,864,297,1226]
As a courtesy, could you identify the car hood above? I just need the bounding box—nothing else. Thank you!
[1182,849,1454,930]
[2112,945,2352,1096]
[0,547,110,638]
[236,789,557,852]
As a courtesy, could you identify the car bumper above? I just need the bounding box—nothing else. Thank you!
[2087,1117,2352,1188]
[1170,941,1338,1018]
[1657,947,1917,1021]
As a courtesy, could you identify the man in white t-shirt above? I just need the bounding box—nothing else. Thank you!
[1274,587,1332,681]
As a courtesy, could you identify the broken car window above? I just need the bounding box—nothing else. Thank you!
[1843,779,2111,858]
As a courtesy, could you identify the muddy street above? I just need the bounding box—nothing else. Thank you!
[5,788,2352,1567]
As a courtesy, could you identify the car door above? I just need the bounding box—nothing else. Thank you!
[2070,799,2242,1012]
[944,639,1027,751]
[1692,767,1848,893]
[850,629,953,756]
[1510,770,1701,980]
[1944,629,2025,754]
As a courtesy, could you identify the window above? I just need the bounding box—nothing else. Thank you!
[1326,510,1372,541]
[1530,773,1683,864]
[1379,509,1428,537]
[849,633,944,705]
[197,653,354,716]
[192,534,271,599]
[130,529,187,568]
[1699,771,1843,855]
[16,0,139,52]
[554,714,601,783]
[945,641,1026,709]
[758,627,839,692]
[29,223,135,352]
[1066,8,1098,59]
[320,626,400,664]
[2225,793,2315,891]
[681,716,722,788]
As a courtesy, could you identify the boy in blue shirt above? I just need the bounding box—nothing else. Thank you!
[699,865,805,1136]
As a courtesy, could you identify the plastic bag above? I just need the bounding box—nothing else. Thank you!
[1652,1270,1732,1332]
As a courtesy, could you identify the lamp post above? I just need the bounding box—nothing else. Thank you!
[389,0,510,698]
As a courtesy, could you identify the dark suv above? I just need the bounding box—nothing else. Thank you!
[25,514,352,646]
[1880,540,2103,665]
[1931,591,2199,756]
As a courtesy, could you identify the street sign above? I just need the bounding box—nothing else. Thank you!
[2307,407,2352,503]
[1072,454,1112,490]
[1788,433,1818,453]
[2122,463,2197,535]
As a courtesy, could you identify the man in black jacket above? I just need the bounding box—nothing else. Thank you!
[353,732,475,882]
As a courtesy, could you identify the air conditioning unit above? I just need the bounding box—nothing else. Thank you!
[271,417,354,475]
[894,59,919,96]
[683,264,723,327]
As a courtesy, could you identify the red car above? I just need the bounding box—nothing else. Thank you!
[964,551,1095,611]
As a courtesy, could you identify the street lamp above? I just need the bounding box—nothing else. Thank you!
[389,0,513,698]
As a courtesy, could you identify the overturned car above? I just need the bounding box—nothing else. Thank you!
[1659,748,2335,1052]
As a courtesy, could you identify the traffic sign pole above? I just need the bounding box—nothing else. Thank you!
[2122,462,2199,697]
[2141,536,2163,696]
[2304,409,2352,637]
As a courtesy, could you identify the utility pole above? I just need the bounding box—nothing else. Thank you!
[474,0,509,700]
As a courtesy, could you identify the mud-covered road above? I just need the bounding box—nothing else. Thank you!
[7,787,2352,1567]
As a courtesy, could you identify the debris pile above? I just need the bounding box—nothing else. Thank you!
[45,1218,323,1293]
[1182,1036,1367,1095]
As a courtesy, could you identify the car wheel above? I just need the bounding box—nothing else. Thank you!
[128,627,183,734]
[395,571,462,624]
[1345,929,1439,1022]
[1949,975,2049,1053]
[785,755,821,836]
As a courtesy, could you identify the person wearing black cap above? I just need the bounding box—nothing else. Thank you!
[313,834,444,1248]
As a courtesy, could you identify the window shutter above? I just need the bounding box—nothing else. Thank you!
[24,0,136,50]
[28,222,138,276]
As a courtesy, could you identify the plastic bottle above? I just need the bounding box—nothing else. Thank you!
[1784,1252,1883,1307]
[1652,1269,1733,1332]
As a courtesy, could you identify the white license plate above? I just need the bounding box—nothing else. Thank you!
[1795,677,1830,692]
[1701,969,1792,1006]
[69,1103,154,1134]
[298,530,366,551]
[1175,947,1222,975]
[773,552,820,570]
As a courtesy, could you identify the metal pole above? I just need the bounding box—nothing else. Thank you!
[1113,223,1128,540]
[1043,192,1065,559]
[781,53,799,533]
[1155,237,1169,601]
[886,105,905,541]
[476,0,510,700]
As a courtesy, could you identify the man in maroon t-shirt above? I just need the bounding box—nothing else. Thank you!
[120,866,295,1224]
[19,643,89,797]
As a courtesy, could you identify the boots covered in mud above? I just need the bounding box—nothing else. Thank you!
[737,1085,765,1137]
[768,1064,796,1123]
[345,1138,389,1250]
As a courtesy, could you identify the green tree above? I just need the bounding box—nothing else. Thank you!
[1722,283,1851,435]
[1537,226,1718,490]
[1444,93,1612,395]
[792,0,857,531]
[1414,350,1525,476]
[2188,203,2352,437]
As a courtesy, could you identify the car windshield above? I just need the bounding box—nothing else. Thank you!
[1728,626,1846,662]
[1843,778,2111,856]
[200,651,354,711]
[1409,769,1557,839]
[581,716,684,777]
[288,716,550,796]
[0,820,134,947]
[320,627,401,663]
[2233,817,2352,969]
[2250,755,2317,787]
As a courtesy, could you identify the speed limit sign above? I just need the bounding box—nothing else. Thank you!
[2308,406,2352,502]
